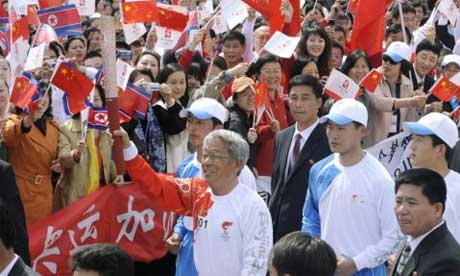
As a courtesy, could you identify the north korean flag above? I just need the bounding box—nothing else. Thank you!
[38,4,82,37]
[118,82,152,122]
[88,106,109,130]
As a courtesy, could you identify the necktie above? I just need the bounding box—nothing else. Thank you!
[396,242,411,275]
[288,134,302,175]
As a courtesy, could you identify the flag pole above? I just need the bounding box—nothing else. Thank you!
[397,0,408,44]
[100,15,125,183]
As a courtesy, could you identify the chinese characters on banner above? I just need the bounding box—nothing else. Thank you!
[29,183,176,276]
[368,131,413,179]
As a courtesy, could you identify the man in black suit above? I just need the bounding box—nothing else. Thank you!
[391,168,460,276]
[0,198,38,276]
[0,160,30,265]
[269,75,331,242]
[409,39,438,94]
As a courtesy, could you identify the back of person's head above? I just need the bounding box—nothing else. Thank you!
[395,168,447,214]
[271,232,336,276]
[72,243,134,276]
[288,75,323,98]
[416,39,440,56]
[0,198,15,250]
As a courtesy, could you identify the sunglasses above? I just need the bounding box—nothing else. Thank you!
[382,55,399,65]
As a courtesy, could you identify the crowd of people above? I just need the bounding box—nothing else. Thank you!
[1,0,460,275]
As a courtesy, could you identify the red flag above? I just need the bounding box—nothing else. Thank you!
[157,4,189,32]
[118,82,152,122]
[121,1,159,24]
[12,16,29,43]
[430,77,458,102]
[359,69,383,92]
[26,5,40,28]
[254,82,268,109]
[38,4,83,37]
[51,62,94,115]
[283,0,300,36]
[38,0,64,9]
[349,0,389,68]
[242,0,271,18]
[347,0,360,15]
[0,4,8,23]
[88,106,109,130]
[9,73,38,110]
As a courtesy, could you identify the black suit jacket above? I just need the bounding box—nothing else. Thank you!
[0,160,31,265]
[268,124,331,242]
[409,67,435,93]
[391,223,460,276]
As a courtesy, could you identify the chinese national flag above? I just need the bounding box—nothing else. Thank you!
[347,0,360,15]
[121,1,159,24]
[359,69,383,92]
[38,0,64,9]
[51,62,94,114]
[157,5,189,32]
[26,5,40,28]
[254,82,268,109]
[9,73,38,110]
[349,0,390,68]
[12,16,30,43]
[430,77,458,102]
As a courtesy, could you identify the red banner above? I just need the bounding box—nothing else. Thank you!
[29,183,177,276]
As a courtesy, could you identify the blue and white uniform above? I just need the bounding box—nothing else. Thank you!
[174,152,256,276]
[302,152,403,276]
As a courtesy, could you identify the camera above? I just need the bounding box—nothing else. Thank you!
[142,82,160,93]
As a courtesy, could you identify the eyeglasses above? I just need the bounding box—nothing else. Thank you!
[383,55,399,65]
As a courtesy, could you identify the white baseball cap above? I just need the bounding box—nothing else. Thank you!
[384,41,412,63]
[320,98,368,126]
[405,113,459,148]
[179,98,228,124]
[441,54,460,68]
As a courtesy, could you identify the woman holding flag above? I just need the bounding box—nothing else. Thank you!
[54,85,116,210]
[3,85,60,225]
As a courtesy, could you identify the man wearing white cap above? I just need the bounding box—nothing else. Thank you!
[165,98,256,276]
[368,41,427,146]
[302,99,402,276]
[405,112,460,243]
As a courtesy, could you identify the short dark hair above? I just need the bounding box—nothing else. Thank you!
[72,243,134,276]
[431,134,451,161]
[271,231,336,276]
[392,3,416,19]
[385,24,412,43]
[290,57,317,78]
[128,68,155,83]
[158,63,185,84]
[211,56,228,71]
[331,41,344,56]
[416,39,440,56]
[395,168,447,213]
[253,54,282,76]
[64,36,86,52]
[134,51,161,74]
[341,50,371,76]
[288,75,323,98]
[0,198,15,250]
[85,50,102,60]
[222,31,245,46]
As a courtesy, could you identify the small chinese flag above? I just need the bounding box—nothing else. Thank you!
[9,72,38,110]
[26,5,40,28]
[430,76,458,102]
[254,82,268,110]
[158,5,189,32]
[12,16,30,43]
[51,62,94,115]
[121,1,159,24]
[359,68,383,93]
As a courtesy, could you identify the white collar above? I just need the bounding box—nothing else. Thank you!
[0,254,18,276]
[409,221,445,255]
[294,119,319,141]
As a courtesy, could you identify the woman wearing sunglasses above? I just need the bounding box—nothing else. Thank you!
[367,41,427,146]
